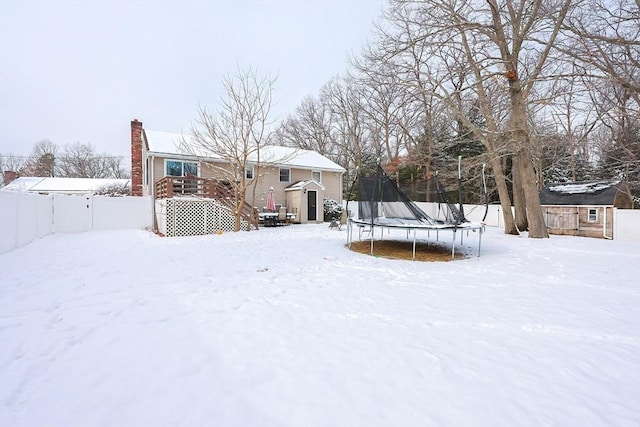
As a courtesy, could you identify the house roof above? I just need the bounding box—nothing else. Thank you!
[143,129,345,173]
[539,180,628,206]
[144,130,218,159]
[1,177,130,194]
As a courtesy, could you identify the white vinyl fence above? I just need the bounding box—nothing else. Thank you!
[613,208,640,241]
[0,192,153,254]
[344,201,640,242]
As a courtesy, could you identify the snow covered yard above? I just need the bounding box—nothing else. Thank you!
[1,224,638,427]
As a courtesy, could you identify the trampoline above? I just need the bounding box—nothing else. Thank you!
[346,165,485,260]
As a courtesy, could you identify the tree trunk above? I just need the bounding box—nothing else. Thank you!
[488,157,518,235]
[519,150,549,238]
[509,77,549,238]
[513,152,529,231]
[234,186,245,232]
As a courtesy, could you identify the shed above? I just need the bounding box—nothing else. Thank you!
[284,179,325,224]
[0,177,130,195]
[539,180,633,239]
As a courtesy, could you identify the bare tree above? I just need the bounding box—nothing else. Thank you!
[0,153,28,176]
[349,54,416,188]
[356,35,425,188]
[181,66,279,231]
[534,72,601,184]
[275,94,339,158]
[321,76,375,187]
[368,0,586,237]
[57,142,128,178]
[23,140,58,177]
[372,1,520,234]
[561,0,640,107]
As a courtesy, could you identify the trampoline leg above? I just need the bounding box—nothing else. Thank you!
[451,230,456,260]
[370,227,375,255]
[412,230,416,260]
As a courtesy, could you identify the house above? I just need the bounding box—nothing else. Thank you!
[130,119,345,233]
[539,180,633,239]
[0,176,130,195]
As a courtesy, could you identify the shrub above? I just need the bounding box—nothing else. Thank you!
[323,198,343,222]
[94,183,130,196]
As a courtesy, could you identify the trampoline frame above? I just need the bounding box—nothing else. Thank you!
[347,217,485,260]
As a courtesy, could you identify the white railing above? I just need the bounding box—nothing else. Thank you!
[0,192,153,254]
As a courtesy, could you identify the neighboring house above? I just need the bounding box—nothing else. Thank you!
[130,119,346,233]
[0,176,130,195]
[539,180,633,239]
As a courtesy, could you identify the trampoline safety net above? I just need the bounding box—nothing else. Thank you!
[356,166,466,226]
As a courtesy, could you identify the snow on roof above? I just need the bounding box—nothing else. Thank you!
[1,177,130,194]
[143,130,221,159]
[250,146,345,172]
[285,179,326,191]
[540,180,628,206]
[548,180,620,194]
[0,177,44,191]
[144,129,345,172]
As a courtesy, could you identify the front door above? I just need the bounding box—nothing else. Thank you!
[307,190,317,221]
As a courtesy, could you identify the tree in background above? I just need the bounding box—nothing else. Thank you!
[260,0,640,218]
[0,153,28,177]
[57,142,128,178]
[1,141,128,179]
[23,140,58,177]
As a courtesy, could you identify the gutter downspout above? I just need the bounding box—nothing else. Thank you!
[150,154,157,232]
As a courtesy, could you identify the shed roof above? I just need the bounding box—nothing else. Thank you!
[1,177,130,194]
[143,129,345,173]
[539,180,629,206]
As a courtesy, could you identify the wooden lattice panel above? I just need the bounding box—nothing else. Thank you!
[164,199,224,236]
[157,198,256,236]
[172,199,203,236]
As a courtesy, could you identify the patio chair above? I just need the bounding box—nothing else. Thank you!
[277,207,289,226]
[337,209,349,230]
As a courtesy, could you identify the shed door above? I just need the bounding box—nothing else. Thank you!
[307,190,317,221]
[545,207,578,234]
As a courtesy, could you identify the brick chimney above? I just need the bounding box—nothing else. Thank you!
[2,170,17,186]
[131,119,144,196]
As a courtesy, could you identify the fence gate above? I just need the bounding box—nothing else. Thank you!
[53,194,93,233]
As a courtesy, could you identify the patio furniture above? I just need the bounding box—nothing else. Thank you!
[277,207,289,226]
[258,210,295,227]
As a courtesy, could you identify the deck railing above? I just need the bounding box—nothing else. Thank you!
[155,176,212,199]
[155,176,259,230]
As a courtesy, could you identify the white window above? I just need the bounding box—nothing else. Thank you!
[279,168,290,183]
[588,208,597,222]
[312,170,322,183]
[165,159,198,177]
[245,165,254,180]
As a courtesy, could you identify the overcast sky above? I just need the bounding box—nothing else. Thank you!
[0,0,384,162]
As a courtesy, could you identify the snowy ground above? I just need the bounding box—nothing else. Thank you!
[1,224,639,427]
